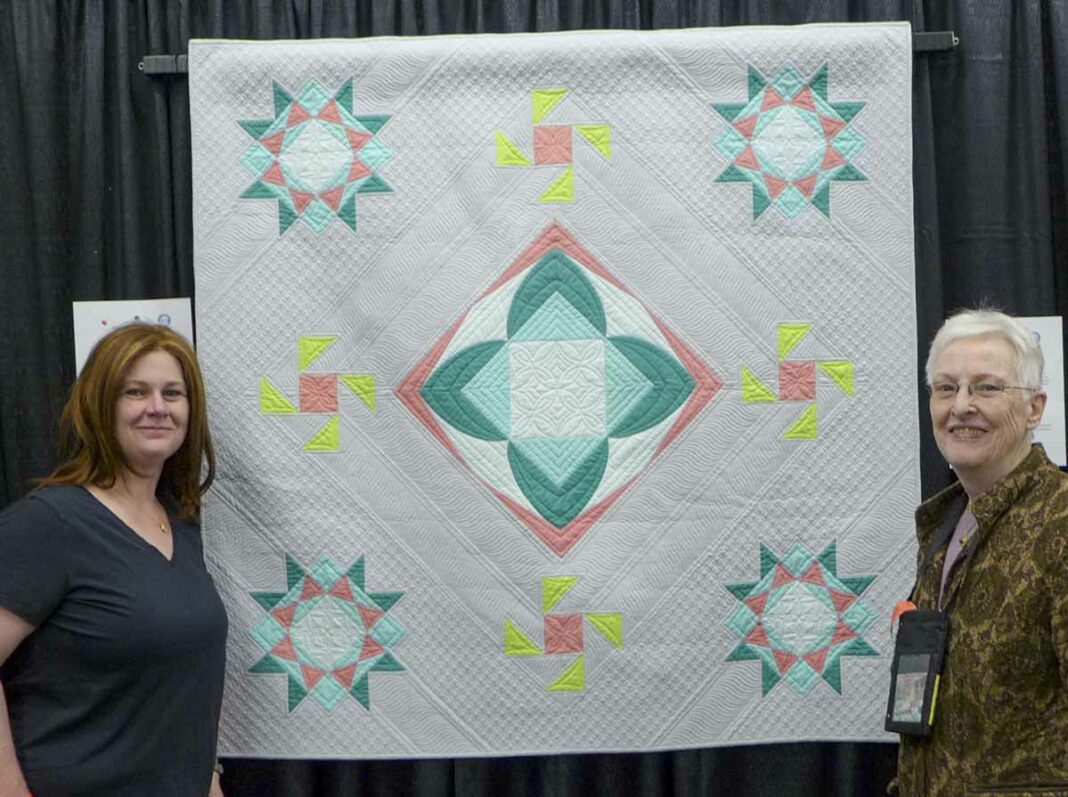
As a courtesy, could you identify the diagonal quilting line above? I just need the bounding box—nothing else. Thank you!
[640,38,913,299]
[645,401,911,748]
[688,458,916,749]
[209,418,501,750]
[319,53,609,371]
[571,87,870,371]
[197,40,466,320]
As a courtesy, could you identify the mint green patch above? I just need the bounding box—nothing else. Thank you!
[843,601,877,635]
[830,126,865,159]
[369,614,406,649]
[509,291,605,343]
[422,340,509,441]
[239,144,275,177]
[725,603,758,637]
[782,543,814,575]
[784,659,819,693]
[770,66,804,100]
[511,437,604,488]
[777,185,808,218]
[297,79,331,114]
[508,251,606,339]
[605,339,653,432]
[357,138,393,170]
[715,127,748,160]
[302,199,335,233]
[250,616,286,650]
[606,337,694,437]
[507,438,608,528]
[460,342,511,437]
[314,676,347,710]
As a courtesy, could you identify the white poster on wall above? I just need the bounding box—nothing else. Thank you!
[72,298,194,374]
[1020,316,1066,467]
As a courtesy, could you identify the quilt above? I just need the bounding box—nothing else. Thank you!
[188,23,919,758]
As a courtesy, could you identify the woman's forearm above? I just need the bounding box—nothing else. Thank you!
[0,682,28,796]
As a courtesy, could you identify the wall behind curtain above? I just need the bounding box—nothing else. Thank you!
[2,1,1065,794]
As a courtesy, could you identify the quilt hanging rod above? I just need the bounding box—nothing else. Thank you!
[139,31,958,76]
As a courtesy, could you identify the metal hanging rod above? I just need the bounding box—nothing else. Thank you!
[140,31,958,76]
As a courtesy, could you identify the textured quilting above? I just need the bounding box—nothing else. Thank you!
[189,24,918,758]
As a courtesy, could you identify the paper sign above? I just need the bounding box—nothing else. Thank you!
[1020,316,1066,466]
[72,298,194,375]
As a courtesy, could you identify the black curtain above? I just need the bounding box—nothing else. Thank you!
[2,1,1066,794]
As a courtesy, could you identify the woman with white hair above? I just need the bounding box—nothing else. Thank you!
[889,309,1068,796]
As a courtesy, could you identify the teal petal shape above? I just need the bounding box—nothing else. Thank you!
[511,436,603,487]
[606,337,694,437]
[508,251,606,339]
[605,340,653,431]
[508,438,608,528]
[421,340,508,441]
[509,291,603,342]
[460,341,510,436]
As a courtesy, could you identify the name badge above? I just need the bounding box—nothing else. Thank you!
[885,609,948,738]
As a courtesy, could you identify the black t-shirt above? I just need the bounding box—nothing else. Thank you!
[0,485,228,796]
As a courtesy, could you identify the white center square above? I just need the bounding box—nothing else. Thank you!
[508,339,606,439]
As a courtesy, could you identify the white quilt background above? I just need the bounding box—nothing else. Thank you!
[189,24,919,758]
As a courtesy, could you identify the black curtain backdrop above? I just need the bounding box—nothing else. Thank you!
[2,1,1066,795]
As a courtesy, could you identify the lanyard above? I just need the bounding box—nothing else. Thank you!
[910,492,977,615]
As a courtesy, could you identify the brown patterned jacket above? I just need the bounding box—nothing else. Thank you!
[895,445,1068,796]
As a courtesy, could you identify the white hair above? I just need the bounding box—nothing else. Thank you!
[925,309,1044,389]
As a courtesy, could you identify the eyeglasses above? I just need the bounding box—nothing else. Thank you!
[928,381,1035,401]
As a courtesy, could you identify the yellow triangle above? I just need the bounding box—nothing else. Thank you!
[259,377,296,414]
[503,618,542,656]
[547,655,585,692]
[778,323,812,360]
[818,361,855,397]
[542,576,580,614]
[299,336,336,372]
[340,374,376,411]
[741,367,777,403]
[304,415,340,451]
[575,125,611,160]
[783,404,818,439]
[532,88,568,124]
[494,130,531,166]
[538,167,574,203]
[585,613,623,649]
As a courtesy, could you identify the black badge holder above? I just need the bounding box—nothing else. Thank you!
[885,609,948,737]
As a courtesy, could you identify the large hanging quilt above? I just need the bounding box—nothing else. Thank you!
[188,23,918,757]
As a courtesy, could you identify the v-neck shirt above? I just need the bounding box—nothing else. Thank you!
[0,485,228,795]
